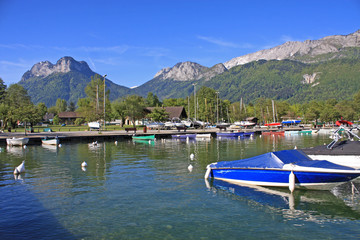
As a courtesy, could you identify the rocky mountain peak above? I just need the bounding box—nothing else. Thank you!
[224,29,360,69]
[153,61,227,81]
[21,56,92,81]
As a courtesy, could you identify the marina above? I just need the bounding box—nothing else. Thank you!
[1,132,360,239]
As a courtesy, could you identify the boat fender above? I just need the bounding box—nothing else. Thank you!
[289,171,295,193]
[190,153,194,160]
[81,161,88,167]
[294,146,297,149]
[204,166,211,179]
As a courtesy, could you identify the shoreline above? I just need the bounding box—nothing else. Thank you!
[0,127,307,145]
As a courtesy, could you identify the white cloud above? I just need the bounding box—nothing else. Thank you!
[197,35,253,49]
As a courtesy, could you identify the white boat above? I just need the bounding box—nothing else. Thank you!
[6,137,29,146]
[196,133,212,139]
[234,121,256,127]
[302,124,360,169]
[41,137,59,145]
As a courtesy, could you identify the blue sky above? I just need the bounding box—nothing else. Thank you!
[0,0,359,88]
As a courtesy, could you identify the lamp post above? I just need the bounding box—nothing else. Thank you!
[192,83,197,121]
[103,74,107,130]
[216,91,219,123]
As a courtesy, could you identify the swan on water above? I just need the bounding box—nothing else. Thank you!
[14,161,25,175]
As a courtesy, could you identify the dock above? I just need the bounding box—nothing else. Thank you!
[0,127,307,145]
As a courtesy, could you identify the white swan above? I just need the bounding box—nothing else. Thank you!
[14,160,25,175]
[188,164,193,172]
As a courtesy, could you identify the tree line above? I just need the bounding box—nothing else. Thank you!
[0,74,359,130]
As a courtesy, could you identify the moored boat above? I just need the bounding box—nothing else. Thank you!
[171,134,196,139]
[301,123,360,168]
[6,137,29,146]
[216,132,244,138]
[132,135,155,141]
[41,137,59,145]
[195,133,212,139]
[205,149,360,191]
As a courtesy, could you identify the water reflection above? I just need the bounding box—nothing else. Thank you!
[207,179,360,221]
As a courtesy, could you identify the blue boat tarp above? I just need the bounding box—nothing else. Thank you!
[282,120,301,124]
[210,149,355,171]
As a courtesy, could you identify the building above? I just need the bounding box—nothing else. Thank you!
[146,107,187,120]
[58,112,83,125]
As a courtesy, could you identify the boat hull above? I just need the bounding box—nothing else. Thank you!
[216,132,244,137]
[210,168,360,190]
[132,135,155,141]
[6,138,29,146]
[172,134,196,139]
[42,138,59,145]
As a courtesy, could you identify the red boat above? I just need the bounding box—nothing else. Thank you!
[336,120,353,127]
[264,122,281,127]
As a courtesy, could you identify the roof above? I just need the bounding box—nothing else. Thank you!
[58,112,83,118]
[146,107,187,119]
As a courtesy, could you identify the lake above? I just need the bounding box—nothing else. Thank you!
[1,133,360,239]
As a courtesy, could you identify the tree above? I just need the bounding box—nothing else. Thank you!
[145,92,161,107]
[77,74,110,123]
[56,98,67,113]
[0,78,6,102]
[4,84,34,129]
[37,102,48,119]
[111,99,127,127]
[53,115,60,125]
[68,101,76,112]
[122,95,146,127]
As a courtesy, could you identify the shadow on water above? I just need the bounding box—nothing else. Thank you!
[0,179,75,240]
[206,178,360,221]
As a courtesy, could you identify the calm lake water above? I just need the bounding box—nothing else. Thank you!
[1,133,360,239]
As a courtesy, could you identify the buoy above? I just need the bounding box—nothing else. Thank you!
[81,161,88,167]
[294,146,297,149]
[115,141,118,145]
[289,171,295,193]
[190,153,195,160]
[14,160,25,175]
[23,145,27,149]
[58,144,62,147]
[81,166,87,172]
[148,140,151,144]
[188,164,193,172]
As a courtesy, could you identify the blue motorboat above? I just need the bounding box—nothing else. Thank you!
[216,132,244,138]
[205,149,360,191]
[171,134,196,139]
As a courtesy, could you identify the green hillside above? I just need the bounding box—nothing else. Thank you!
[204,58,360,103]
[19,72,130,107]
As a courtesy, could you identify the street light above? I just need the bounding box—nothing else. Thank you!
[192,83,197,120]
[103,74,107,130]
[216,91,219,123]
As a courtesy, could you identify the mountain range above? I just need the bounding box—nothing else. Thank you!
[18,30,360,107]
